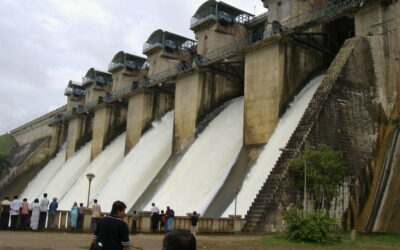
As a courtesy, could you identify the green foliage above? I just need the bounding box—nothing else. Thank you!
[260,232,400,248]
[288,144,346,210]
[283,209,337,243]
[0,155,10,177]
[0,134,16,157]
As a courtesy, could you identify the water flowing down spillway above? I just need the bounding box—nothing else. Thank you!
[94,112,173,212]
[222,74,324,217]
[58,133,126,210]
[145,98,243,215]
[21,144,67,200]
[21,142,91,202]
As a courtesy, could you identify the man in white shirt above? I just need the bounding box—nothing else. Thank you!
[90,199,102,233]
[10,195,21,230]
[39,193,49,230]
[150,202,159,233]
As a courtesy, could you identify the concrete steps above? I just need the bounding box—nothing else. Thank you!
[242,37,363,233]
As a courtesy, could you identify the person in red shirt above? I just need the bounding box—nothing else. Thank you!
[19,198,29,230]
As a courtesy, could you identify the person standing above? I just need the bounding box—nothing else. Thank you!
[159,210,166,233]
[77,203,85,229]
[29,199,40,231]
[91,200,130,250]
[39,193,49,230]
[90,199,101,233]
[0,197,11,230]
[19,198,29,230]
[190,211,199,236]
[131,210,137,234]
[165,206,175,232]
[10,195,21,230]
[48,197,58,229]
[70,202,78,229]
[150,202,159,233]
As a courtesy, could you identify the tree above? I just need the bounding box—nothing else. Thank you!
[283,208,337,243]
[288,144,346,211]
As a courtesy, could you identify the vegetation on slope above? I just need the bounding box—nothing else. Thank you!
[288,144,346,211]
[0,134,16,157]
[0,134,15,177]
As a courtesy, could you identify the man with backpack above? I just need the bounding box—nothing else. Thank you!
[91,201,130,250]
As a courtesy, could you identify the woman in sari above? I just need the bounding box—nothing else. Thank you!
[29,199,40,230]
[70,202,79,229]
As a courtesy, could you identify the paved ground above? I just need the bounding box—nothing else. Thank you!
[0,231,267,250]
[0,231,398,250]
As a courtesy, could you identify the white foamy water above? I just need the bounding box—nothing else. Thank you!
[146,98,243,215]
[33,142,91,203]
[95,112,174,212]
[223,75,324,217]
[58,133,126,210]
[21,144,67,200]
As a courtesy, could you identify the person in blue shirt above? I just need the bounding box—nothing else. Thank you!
[48,197,58,229]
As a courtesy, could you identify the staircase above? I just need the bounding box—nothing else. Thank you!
[243,37,363,233]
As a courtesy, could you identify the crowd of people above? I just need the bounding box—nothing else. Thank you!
[0,194,52,231]
[91,201,197,250]
[0,193,101,231]
[1,195,199,249]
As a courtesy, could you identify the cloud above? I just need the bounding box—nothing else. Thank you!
[0,0,267,135]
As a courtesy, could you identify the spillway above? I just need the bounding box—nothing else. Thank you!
[58,133,126,210]
[21,142,91,202]
[94,112,173,212]
[145,98,243,215]
[20,74,321,216]
[21,144,67,200]
[222,74,324,216]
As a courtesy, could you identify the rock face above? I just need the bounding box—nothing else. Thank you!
[244,37,381,232]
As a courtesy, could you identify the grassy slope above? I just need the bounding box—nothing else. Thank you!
[258,233,400,249]
[0,134,16,157]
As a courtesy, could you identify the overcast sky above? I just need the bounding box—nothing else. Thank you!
[0,0,265,135]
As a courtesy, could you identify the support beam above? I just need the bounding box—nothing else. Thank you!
[66,117,84,160]
[49,123,65,156]
[125,91,154,155]
[91,106,113,161]
[244,39,322,145]
[173,73,203,153]
[244,42,283,145]
[173,68,242,153]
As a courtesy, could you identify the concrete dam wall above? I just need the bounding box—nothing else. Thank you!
[2,0,400,233]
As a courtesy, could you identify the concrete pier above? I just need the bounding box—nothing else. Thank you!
[244,38,322,145]
[125,90,154,154]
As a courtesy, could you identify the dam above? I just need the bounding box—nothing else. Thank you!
[1,0,400,233]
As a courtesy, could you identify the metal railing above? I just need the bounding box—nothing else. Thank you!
[51,0,362,125]
[82,76,112,85]
[64,87,86,97]
[191,8,253,28]
[246,12,268,26]
[108,62,125,71]
[191,8,217,28]
[109,60,148,71]
[282,0,360,31]
[143,42,164,53]
[82,77,94,84]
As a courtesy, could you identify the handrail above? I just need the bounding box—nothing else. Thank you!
[245,12,268,26]
[191,7,253,28]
